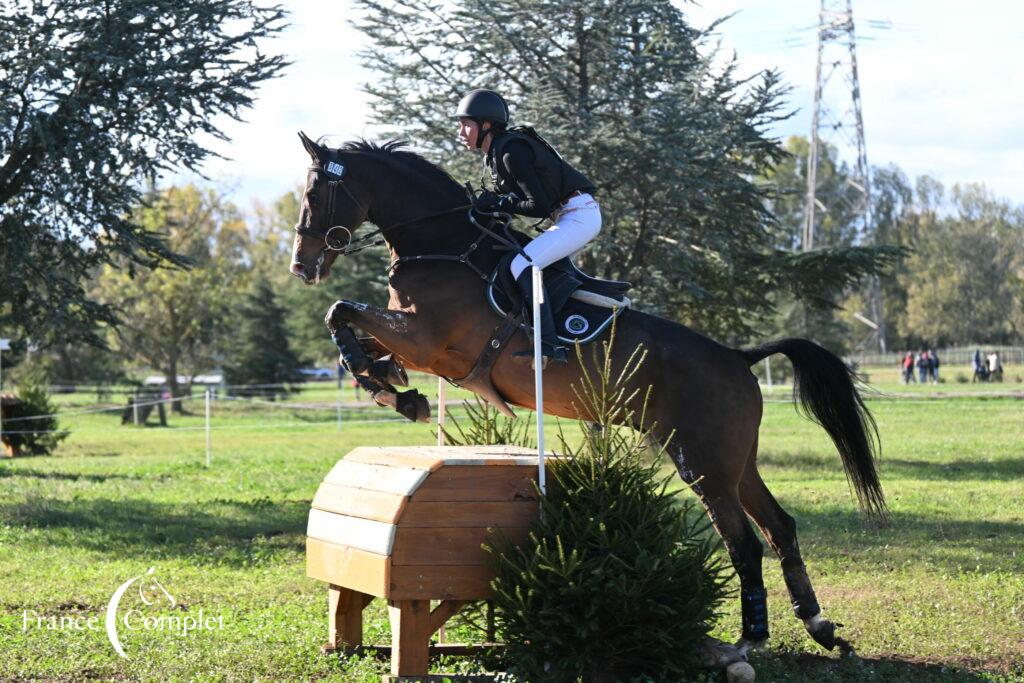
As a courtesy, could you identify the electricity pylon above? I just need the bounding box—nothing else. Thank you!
[802,0,886,351]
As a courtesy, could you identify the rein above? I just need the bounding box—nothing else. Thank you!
[297,164,531,279]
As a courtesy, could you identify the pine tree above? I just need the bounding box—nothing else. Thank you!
[0,0,288,345]
[466,325,729,680]
[353,0,898,342]
[224,278,305,398]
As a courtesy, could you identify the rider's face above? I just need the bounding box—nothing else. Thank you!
[457,117,488,151]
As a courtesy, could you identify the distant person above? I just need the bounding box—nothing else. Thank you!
[988,351,1003,382]
[928,349,940,384]
[901,352,914,384]
[972,349,985,383]
[917,351,929,384]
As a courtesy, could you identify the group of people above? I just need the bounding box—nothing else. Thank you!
[901,350,940,384]
[900,349,1006,384]
[972,349,1004,383]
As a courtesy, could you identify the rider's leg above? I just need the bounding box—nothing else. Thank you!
[509,195,602,280]
[510,195,600,367]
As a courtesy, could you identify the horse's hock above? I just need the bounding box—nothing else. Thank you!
[306,445,544,679]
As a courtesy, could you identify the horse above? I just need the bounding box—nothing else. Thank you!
[288,133,885,658]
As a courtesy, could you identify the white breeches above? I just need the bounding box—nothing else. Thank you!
[510,193,602,280]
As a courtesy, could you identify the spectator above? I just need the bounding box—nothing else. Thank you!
[928,349,940,384]
[972,349,985,383]
[917,351,929,384]
[901,352,914,384]
[988,351,1004,382]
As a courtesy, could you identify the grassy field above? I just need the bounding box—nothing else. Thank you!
[0,372,1022,682]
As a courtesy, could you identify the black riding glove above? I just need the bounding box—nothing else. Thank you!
[475,189,501,212]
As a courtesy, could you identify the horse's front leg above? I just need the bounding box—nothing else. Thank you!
[325,300,434,422]
[325,300,439,372]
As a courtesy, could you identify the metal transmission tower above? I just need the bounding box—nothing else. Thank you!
[803,0,869,251]
[803,0,886,350]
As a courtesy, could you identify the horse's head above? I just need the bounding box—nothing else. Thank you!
[290,131,371,284]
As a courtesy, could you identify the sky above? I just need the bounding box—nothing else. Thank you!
[177,0,1024,210]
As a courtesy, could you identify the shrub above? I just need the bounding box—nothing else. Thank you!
[484,328,730,682]
[5,367,67,456]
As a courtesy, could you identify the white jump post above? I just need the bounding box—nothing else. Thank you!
[0,338,7,449]
[204,388,212,468]
[531,266,546,497]
[436,377,447,446]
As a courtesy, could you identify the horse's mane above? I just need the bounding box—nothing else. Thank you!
[339,139,463,194]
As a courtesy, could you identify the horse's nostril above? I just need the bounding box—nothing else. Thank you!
[290,262,306,278]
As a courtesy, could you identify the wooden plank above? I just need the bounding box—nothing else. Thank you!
[326,585,368,651]
[392,527,530,566]
[324,460,429,496]
[428,600,468,636]
[399,501,538,528]
[345,447,446,472]
[388,599,432,676]
[307,508,396,555]
[306,538,390,598]
[389,565,497,600]
[312,482,408,524]
[410,466,540,503]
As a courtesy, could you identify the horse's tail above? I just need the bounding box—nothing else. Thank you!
[742,338,886,519]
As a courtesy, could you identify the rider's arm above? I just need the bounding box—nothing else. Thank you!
[498,141,556,218]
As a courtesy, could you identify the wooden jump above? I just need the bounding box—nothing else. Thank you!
[306,445,544,680]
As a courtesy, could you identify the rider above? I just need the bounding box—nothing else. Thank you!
[453,88,601,367]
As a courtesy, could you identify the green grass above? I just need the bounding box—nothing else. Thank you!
[0,383,1022,681]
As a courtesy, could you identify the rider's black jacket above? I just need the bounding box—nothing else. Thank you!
[486,128,595,218]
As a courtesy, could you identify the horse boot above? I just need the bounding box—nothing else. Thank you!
[512,270,567,369]
[331,326,371,375]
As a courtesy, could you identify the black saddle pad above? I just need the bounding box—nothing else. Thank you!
[487,254,626,345]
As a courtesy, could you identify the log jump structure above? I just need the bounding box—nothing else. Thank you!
[306,445,545,679]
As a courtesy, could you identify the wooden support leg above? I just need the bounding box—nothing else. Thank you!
[325,585,370,653]
[388,599,432,677]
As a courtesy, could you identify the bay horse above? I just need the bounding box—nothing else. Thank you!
[289,134,884,657]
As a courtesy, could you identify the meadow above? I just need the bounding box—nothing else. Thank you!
[0,368,1022,682]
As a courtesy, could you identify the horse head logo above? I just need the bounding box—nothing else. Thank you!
[105,567,175,659]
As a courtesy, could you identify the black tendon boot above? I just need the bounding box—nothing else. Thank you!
[512,270,568,368]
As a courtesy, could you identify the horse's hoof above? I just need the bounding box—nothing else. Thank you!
[803,614,837,650]
[370,357,408,387]
[395,390,431,423]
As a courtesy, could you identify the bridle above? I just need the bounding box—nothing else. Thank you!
[294,163,472,257]
[294,161,534,282]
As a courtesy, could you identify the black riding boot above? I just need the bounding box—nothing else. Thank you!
[512,270,568,368]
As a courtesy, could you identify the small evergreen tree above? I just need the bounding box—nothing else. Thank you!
[5,366,67,456]
[223,277,305,398]
[483,329,730,682]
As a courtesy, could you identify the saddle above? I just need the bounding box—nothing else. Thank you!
[448,224,632,418]
[487,231,632,344]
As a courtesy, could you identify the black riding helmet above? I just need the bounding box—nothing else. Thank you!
[452,89,509,148]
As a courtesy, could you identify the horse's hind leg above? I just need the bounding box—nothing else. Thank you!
[739,459,839,650]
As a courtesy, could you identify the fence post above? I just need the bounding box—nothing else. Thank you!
[132,390,140,426]
[342,385,350,432]
[205,388,211,468]
[437,378,447,447]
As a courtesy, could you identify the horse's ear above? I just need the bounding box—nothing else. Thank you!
[298,131,323,162]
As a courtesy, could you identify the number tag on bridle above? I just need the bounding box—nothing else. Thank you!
[325,160,346,178]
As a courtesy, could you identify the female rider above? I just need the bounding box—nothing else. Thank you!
[453,88,601,367]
